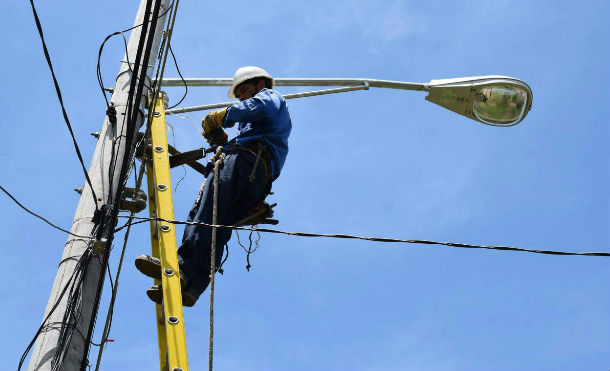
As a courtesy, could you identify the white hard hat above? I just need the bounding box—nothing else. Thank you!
[228,66,275,98]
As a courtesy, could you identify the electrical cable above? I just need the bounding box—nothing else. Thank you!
[27,0,99,211]
[51,250,92,371]
[106,0,179,209]
[96,2,175,105]
[109,0,180,207]
[82,0,167,367]
[39,0,179,367]
[83,0,157,363]
[1,184,92,239]
[148,0,180,97]
[117,216,610,257]
[97,31,153,107]
[90,3,183,363]
[93,163,147,371]
[99,0,177,201]
[18,250,93,370]
[21,1,173,369]
[167,42,188,109]
[166,122,187,191]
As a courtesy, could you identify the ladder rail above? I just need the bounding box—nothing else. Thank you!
[147,92,189,371]
[146,160,170,370]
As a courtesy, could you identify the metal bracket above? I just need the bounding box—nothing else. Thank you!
[91,238,108,254]
[235,202,278,226]
[166,83,371,115]
[120,187,148,213]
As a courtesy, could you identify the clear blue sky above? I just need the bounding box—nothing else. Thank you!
[1,1,608,370]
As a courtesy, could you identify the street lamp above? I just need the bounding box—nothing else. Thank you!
[426,76,532,127]
[160,75,533,126]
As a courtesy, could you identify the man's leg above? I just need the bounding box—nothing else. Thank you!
[177,151,267,302]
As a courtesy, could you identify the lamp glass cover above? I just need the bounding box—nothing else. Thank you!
[473,85,529,126]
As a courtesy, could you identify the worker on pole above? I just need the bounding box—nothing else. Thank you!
[136,66,292,306]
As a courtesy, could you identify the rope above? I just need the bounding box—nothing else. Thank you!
[209,148,224,371]
[117,215,610,257]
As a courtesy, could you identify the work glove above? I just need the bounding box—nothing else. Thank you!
[201,126,228,145]
[202,108,228,131]
[201,108,229,145]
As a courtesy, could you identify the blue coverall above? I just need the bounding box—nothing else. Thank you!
[177,88,292,301]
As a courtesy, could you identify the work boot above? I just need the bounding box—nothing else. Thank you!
[146,284,197,307]
[135,254,186,288]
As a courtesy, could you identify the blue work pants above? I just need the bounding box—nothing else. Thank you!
[177,150,266,301]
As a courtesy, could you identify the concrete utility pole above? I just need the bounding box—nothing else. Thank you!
[28,0,171,369]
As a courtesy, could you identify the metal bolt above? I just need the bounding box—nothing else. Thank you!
[154,146,164,153]
[163,268,174,276]
[168,316,179,324]
[157,184,167,191]
[153,111,161,117]
[90,131,100,139]
[160,225,171,232]
[74,187,83,194]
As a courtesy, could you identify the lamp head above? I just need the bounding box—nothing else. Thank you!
[425,76,533,126]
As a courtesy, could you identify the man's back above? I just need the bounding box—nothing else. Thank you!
[225,88,292,180]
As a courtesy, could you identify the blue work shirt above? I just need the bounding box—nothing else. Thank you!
[223,88,292,180]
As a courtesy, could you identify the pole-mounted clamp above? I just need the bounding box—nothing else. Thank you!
[91,204,114,254]
[106,104,117,125]
[120,187,148,213]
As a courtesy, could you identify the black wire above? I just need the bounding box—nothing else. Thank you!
[97,31,152,107]
[93,162,146,370]
[166,122,187,191]
[97,32,126,107]
[82,0,165,367]
[27,0,99,211]
[52,252,92,371]
[100,0,176,206]
[1,184,91,239]
[119,3,173,34]
[96,3,174,201]
[114,218,134,233]
[118,216,610,257]
[106,262,115,294]
[109,0,156,204]
[96,1,173,105]
[113,217,150,232]
[18,250,93,370]
[167,43,188,109]
[218,243,229,274]
[246,229,254,271]
[21,2,171,369]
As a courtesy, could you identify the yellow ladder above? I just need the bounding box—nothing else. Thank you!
[145,92,189,371]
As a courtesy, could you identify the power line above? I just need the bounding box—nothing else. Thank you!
[117,216,610,257]
[1,184,91,239]
[18,249,93,370]
[96,2,174,106]
[167,42,188,109]
[27,0,99,211]
[97,31,153,107]
[96,2,177,201]
[82,0,168,366]
[93,163,146,371]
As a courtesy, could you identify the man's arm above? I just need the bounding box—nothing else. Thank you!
[224,90,283,127]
